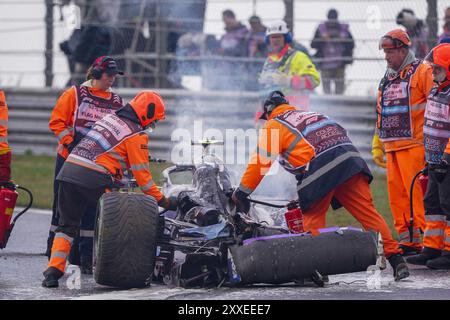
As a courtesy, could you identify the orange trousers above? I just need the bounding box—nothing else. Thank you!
[386,146,426,248]
[302,173,401,258]
[47,232,73,273]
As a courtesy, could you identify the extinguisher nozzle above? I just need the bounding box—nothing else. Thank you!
[0,227,12,249]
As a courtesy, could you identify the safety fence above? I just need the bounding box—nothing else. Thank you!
[1,0,446,97]
[4,88,376,166]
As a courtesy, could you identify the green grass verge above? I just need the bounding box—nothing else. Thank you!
[11,154,173,209]
[326,174,395,233]
[11,154,396,236]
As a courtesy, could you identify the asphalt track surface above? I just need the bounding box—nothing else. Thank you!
[1,209,450,300]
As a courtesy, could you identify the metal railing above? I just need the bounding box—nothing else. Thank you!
[4,88,376,164]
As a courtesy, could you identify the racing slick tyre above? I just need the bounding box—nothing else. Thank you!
[228,228,378,285]
[94,191,159,288]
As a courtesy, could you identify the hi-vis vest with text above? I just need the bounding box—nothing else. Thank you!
[73,86,123,140]
[424,85,450,164]
[67,114,142,173]
[275,110,352,174]
[378,60,421,141]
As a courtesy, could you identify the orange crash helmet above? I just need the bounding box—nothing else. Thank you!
[128,91,166,128]
[424,43,450,80]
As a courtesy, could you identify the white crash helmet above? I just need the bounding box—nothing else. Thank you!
[265,20,292,44]
[266,20,290,36]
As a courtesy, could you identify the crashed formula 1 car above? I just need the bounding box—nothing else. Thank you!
[93,140,382,289]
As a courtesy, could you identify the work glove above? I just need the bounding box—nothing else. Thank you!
[60,134,75,153]
[371,134,386,168]
[291,75,316,91]
[231,188,250,214]
[158,196,178,211]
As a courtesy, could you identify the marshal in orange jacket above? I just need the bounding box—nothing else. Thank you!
[239,104,315,194]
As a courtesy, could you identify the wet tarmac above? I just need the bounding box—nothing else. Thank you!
[1,209,450,300]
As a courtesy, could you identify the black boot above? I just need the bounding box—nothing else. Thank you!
[388,254,410,281]
[426,251,450,270]
[406,247,441,266]
[42,267,64,288]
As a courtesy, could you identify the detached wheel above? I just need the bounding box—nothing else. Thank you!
[94,191,159,288]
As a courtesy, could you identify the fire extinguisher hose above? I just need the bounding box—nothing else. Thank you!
[11,185,33,226]
[247,198,286,208]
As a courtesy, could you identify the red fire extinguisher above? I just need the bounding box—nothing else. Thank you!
[284,201,304,233]
[418,173,428,196]
[0,182,33,249]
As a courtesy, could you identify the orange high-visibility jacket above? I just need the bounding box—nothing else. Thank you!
[49,85,117,158]
[240,104,371,211]
[239,104,316,194]
[64,114,163,201]
[0,91,9,152]
[96,133,163,201]
[376,61,434,152]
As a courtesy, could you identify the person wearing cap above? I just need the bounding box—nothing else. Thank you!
[0,90,11,183]
[372,29,434,255]
[232,90,410,282]
[311,8,355,95]
[406,43,450,269]
[46,56,125,273]
[258,20,320,112]
[42,91,177,288]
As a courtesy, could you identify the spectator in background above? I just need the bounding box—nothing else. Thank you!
[214,9,249,90]
[246,15,267,91]
[219,9,249,57]
[247,15,267,58]
[59,29,83,87]
[311,9,354,95]
[170,32,208,88]
[438,7,450,44]
[68,0,122,85]
[396,8,429,59]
